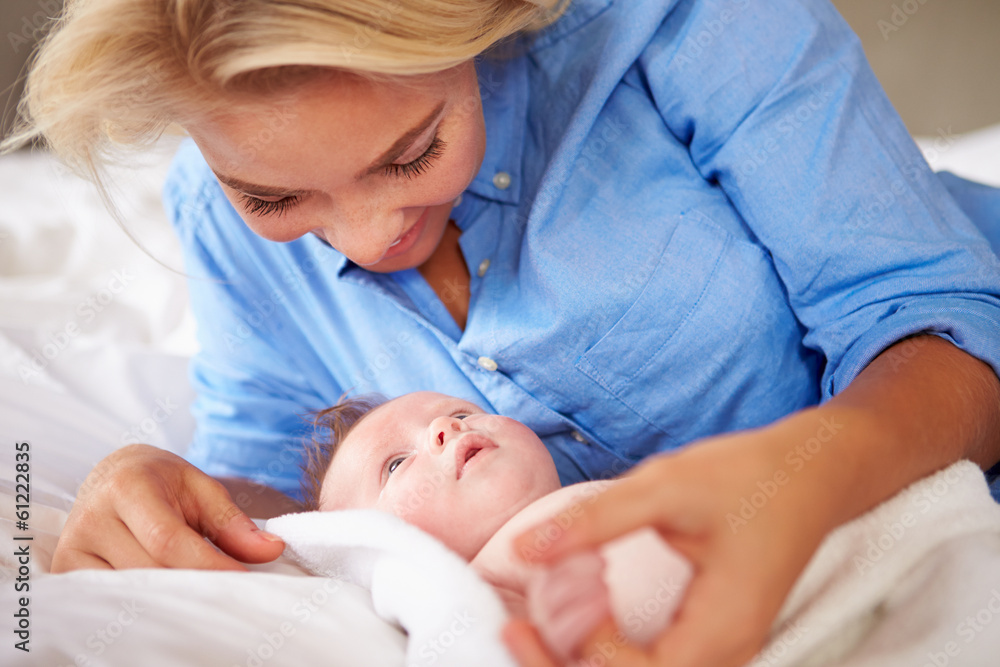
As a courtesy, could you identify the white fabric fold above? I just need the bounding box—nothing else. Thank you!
[756,460,1000,666]
[269,462,1000,667]
[266,509,517,667]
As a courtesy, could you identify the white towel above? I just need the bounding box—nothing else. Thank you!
[756,460,1000,667]
[268,461,1000,667]
[266,509,516,667]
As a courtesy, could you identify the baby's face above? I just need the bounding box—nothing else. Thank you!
[319,392,561,559]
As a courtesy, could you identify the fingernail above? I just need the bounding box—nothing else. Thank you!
[256,530,284,543]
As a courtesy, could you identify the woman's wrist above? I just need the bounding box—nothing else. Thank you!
[765,335,1000,536]
[760,403,887,537]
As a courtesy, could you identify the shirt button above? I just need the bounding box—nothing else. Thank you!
[477,356,498,372]
[492,171,512,190]
[570,430,588,444]
[477,259,491,277]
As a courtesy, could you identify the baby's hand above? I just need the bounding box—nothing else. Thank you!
[526,550,612,661]
[493,582,530,619]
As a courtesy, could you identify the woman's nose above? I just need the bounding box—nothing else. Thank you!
[427,416,467,453]
[321,202,403,266]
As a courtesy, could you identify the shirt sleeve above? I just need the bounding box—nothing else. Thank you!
[638,0,1000,398]
[162,143,324,500]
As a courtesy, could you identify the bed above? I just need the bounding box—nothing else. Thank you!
[2,127,1000,666]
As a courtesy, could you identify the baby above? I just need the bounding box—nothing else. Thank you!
[301,391,693,659]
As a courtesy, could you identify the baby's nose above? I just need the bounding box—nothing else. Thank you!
[427,416,466,451]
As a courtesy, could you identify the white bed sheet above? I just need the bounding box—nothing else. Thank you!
[0,139,410,667]
[1,126,1000,666]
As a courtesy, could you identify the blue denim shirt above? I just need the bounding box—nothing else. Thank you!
[164,0,1000,500]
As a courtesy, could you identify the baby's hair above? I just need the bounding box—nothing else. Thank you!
[300,393,387,511]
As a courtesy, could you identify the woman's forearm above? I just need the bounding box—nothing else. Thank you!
[769,334,1000,533]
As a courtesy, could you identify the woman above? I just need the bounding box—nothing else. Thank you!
[7,0,1000,665]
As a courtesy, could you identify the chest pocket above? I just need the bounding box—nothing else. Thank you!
[574,212,782,454]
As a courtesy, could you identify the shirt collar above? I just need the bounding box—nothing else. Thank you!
[465,53,528,205]
[465,0,615,206]
[526,0,615,52]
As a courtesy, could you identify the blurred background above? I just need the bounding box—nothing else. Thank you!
[833,0,1000,136]
[2,0,1000,140]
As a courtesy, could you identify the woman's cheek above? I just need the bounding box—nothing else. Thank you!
[239,214,286,242]
[421,147,481,205]
[437,108,486,198]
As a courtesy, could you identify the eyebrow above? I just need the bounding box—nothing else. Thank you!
[211,100,447,198]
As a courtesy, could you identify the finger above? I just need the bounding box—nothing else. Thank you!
[50,547,113,573]
[184,472,286,564]
[577,618,652,667]
[647,568,770,667]
[86,519,162,569]
[116,490,250,571]
[515,460,689,562]
[503,619,562,667]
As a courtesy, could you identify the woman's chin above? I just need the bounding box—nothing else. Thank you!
[363,242,435,273]
[365,212,451,273]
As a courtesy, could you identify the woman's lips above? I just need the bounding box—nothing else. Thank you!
[381,207,430,261]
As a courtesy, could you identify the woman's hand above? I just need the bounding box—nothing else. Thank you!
[503,336,1000,666]
[50,444,287,572]
[504,413,847,667]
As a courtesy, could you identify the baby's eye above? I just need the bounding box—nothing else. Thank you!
[387,456,407,476]
[454,413,469,420]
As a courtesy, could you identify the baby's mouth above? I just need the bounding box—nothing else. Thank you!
[454,435,496,480]
[458,447,482,480]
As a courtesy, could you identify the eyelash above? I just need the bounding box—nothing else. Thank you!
[237,134,447,218]
[383,411,470,480]
[383,135,446,180]
[237,193,299,218]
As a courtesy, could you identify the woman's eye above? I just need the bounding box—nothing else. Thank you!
[236,134,445,218]
[238,193,299,218]
[384,135,446,179]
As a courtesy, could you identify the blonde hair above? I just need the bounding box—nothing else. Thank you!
[300,393,387,511]
[2,0,568,201]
